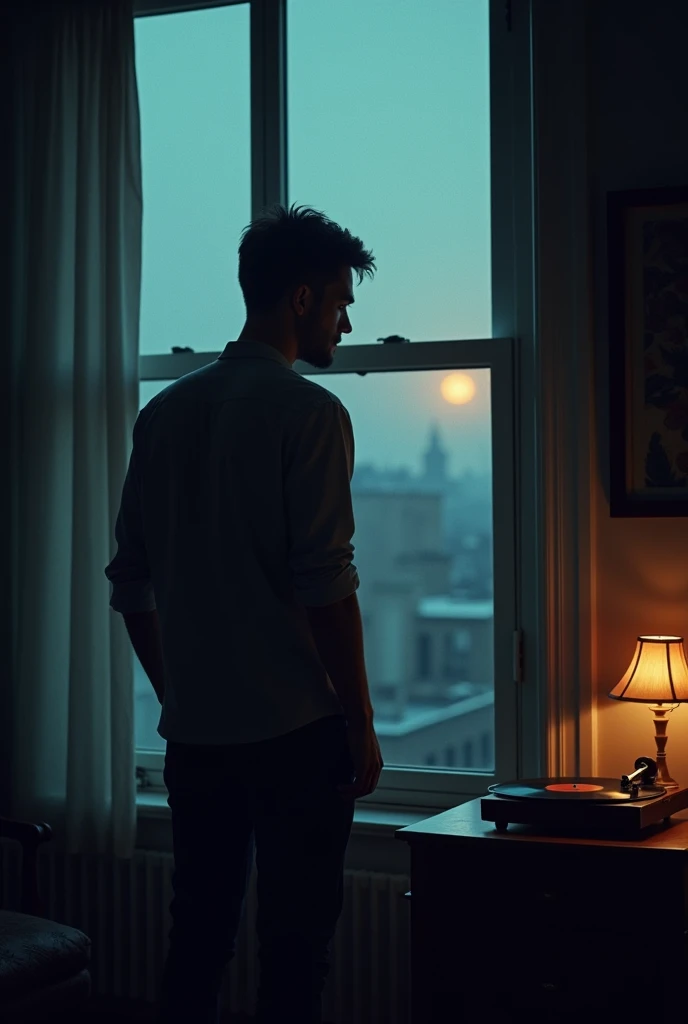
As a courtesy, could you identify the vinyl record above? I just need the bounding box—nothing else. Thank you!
[488,778,666,802]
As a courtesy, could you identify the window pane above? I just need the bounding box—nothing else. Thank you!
[328,368,494,771]
[287,0,491,344]
[134,5,250,356]
[134,370,495,772]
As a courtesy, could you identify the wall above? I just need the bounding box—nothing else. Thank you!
[589,0,688,778]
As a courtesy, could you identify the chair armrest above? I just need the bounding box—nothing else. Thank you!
[0,818,52,848]
[0,818,53,915]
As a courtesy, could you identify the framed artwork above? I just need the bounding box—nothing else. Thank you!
[608,185,688,517]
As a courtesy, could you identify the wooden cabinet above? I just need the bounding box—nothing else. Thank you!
[396,799,688,1023]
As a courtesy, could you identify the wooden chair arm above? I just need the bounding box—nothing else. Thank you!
[0,817,53,915]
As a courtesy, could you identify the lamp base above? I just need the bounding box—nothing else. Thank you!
[655,757,679,790]
[649,704,679,790]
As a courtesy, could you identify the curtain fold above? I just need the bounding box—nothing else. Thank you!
[9,0,142,858]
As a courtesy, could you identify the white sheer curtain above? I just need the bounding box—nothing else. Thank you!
[9,0,142,857]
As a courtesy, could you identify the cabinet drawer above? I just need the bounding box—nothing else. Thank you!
[491,928,658,1013]
[486,875,643,931]
[415,849,686,932]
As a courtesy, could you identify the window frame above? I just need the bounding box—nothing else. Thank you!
[134,0,247,18]
[132,0,540,811]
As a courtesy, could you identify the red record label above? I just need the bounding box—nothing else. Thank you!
[545,783,604,793]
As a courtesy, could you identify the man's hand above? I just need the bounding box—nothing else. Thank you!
[338,720,384,800]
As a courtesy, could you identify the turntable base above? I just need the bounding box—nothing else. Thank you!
[481,784,688,835]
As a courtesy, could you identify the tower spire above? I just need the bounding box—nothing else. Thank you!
[423,423,448,486]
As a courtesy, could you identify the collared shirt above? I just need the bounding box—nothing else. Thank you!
[105,341,359,744]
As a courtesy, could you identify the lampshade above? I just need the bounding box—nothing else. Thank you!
[609,635,688,703]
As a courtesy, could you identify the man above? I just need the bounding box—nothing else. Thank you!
[105,204,383,1024]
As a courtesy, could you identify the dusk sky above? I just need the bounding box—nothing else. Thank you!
[135,0,491,476]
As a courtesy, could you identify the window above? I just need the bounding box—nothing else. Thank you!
[134,3,250,356]
[417,634,432,680]
[134,0,533,808]
[454,630,473,653]
[287,0,491,345]
[444,628,473,681]
[137,342,514,792]
[133,1,250,753]
[136,356,504,773]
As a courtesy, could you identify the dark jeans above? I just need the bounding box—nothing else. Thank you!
[158,715,355,1024]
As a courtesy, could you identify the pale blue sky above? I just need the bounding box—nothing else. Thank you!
[135,0,491,475]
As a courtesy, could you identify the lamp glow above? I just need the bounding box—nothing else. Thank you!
[609,635,688,789]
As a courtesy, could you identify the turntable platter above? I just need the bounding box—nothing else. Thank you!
[489,778,666,802]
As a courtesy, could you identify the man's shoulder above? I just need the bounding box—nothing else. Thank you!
[134,358,350,434]
[284,372,349,420]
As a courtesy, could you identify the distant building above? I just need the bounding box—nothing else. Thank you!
[349,428,494,769]
[413,597,493,700]
[375,692,494,771]
[366,593,494,771]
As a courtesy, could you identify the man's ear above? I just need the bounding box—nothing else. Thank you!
[291,284,311,317]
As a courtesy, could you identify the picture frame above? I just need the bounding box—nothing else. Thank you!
[608,185,688,517]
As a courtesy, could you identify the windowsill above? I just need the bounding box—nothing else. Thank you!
[136,790,430,837]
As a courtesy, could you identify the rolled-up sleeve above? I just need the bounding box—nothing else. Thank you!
[283,398,360,607]
[105,423,156,614]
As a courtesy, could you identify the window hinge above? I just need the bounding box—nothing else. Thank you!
[136,766,152,791]
[513,629,524,683]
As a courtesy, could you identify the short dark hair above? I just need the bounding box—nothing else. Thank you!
[238,203,376,314]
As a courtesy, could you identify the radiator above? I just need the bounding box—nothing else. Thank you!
[0,842,411,1024]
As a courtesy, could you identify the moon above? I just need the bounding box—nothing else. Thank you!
[440,373,476,405]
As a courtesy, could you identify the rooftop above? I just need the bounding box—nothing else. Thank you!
[417,597,493,620]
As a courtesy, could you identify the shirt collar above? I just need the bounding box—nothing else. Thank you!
[218,340,293,371]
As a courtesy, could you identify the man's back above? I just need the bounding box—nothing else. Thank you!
[113,206,383,1024]
[106,340,360,745]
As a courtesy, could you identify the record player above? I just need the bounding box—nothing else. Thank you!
[481,756,688,836]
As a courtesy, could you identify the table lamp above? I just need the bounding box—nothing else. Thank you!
[608,635,688,790]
